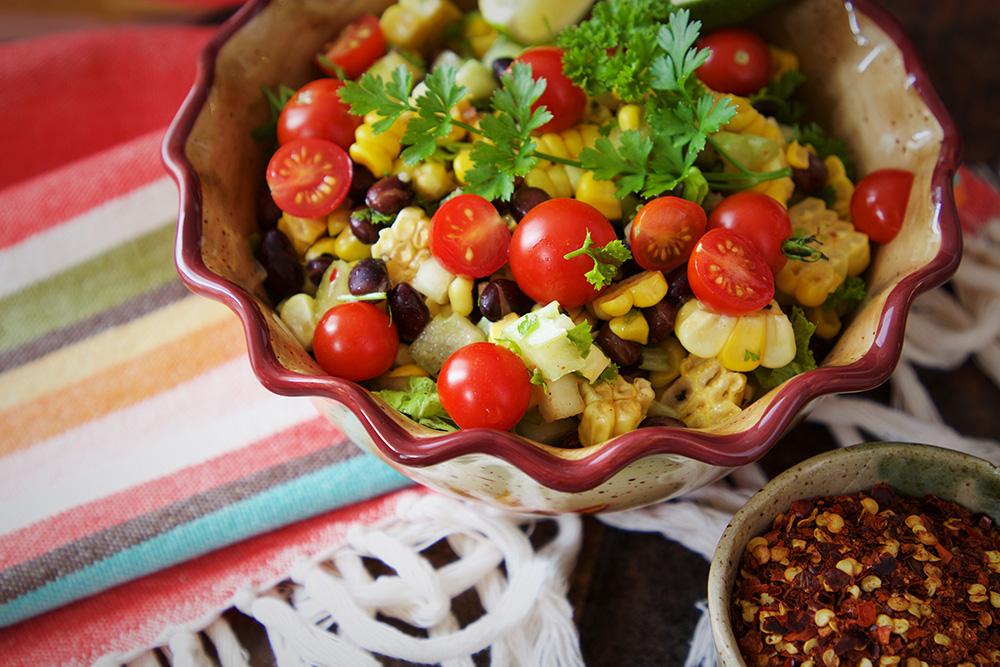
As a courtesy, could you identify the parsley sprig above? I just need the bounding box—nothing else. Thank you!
[563,231,632,289]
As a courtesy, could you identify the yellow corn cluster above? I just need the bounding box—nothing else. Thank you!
[394,160,455,201]
[350,112,409,177]
[609,309,649,344]
[590,271,668,320]
[658,355,747,428]
[279,206,372,265]
[674,299,796,373]
[578,376,654,446]
[380,0,462,54]
[523,124,622,217]
[824,155,854,219]
[463,13,497,59]
[715,94,794,205]
[777,197,870,308]
[371,206,432,284]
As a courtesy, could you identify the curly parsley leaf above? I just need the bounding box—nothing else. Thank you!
[374,377,457,432]
[567,322,594,358]
[340,65,415,134]
[563,231,632,290]
[465,61,552,201]
[793,122,856,181]
[823,276,867,311]
[752,307,817,391]
[401,65,468,165]
[750,70,806,124]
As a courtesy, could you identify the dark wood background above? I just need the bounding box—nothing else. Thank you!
[569,4,1000,664]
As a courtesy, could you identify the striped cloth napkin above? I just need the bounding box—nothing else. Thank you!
[0,22,411,656]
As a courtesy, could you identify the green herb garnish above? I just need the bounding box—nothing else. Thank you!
[563,231,632,289]
[752,307,817,391]
[567,321,594,357]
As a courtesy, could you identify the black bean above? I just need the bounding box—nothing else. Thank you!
[792,152,828,195]
[750,98,781,118]
[306,256,333,285]
[478,279,534,321]
[349,209,380,244]
[348,163,376,201]
[348,258,389,296]
[388,283,430,343]
[639,416,686,429]
[595,324,642,367]
[256,182,282,229]
[509,185,550,221]
[665,264,693,305]
[643,300,677,344]
[366,176,413,215]
[491,57,514,81]
[257,229,303,302]
[559,431,582,449]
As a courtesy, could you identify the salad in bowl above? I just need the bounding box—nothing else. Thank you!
[166,0,959,512]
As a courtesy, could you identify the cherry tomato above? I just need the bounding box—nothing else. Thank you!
[277,79,362,150]
[688,228,775,315]
[630,196,708,273]
[850,168,914,244]
[438,343,532,431]
[430,194,511,278]
[509,198,617,308]
[316,15,386,80]
[313,302,398,381]
[697,28,771,96]
[515,47,586,133]
[707,191,792,274]
[266,137,352,218]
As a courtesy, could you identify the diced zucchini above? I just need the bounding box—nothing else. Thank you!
[496,302,609,381]
[410,314,486,374]
[537,374,585,422]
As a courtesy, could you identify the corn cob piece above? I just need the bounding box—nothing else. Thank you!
[674,299,796,373]
[578,376,654,446]
[658,355,747,428]
[350,112,409,177]
[776,197,870,308]
[371,206,432,284]
[824,155,855,220]
[590,271,669,320]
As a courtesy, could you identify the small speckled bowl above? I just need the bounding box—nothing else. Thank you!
[164,0,961,514]
[708,442,1000,666]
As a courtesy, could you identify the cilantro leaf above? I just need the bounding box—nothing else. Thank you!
[596,363,620,384]
[495,338,523,356]
[517,313,540,337]
[750,70,806,124]
[373,377,458,432]
[580,131,652,198]
[340,66,414,134]
[566,322,593,357]
[823,276,867,311]
[792,122,856,181]
[251,84,297,144]
[752,307,818,391]
[400,64,468,165]
[563,231,632,290]
[650,9,710,99]
[530,368,546,387]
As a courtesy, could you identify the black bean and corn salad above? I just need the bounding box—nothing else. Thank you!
[253,0,914,446]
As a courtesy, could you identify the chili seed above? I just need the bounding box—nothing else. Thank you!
[388,282,430,343]
[257,229,303,302]
[366,176,413,215]
[348,258,389,296]
[478,279,534,321]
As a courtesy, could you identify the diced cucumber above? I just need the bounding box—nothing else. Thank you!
[277,293,318,350]
[537,374,585,422]
[479,0,594,45]
[410,314,486,374]
[496,303,609,381]
[456,60,496,100]
[412,256,455,305]
[366,50,425,82]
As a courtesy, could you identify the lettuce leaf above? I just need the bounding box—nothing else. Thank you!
[373,377,457,432]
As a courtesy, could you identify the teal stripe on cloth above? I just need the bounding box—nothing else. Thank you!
[0,453,410,627]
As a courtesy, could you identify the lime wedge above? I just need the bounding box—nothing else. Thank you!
[670,0,788,29]
[479,0,596,45]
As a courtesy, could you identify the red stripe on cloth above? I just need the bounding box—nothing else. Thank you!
[0,416,344,570]
[0,26,211,190]
[0,129,168,249]
[0,488,426,667]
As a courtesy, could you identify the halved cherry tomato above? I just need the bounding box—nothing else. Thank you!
[688,228,775,315]
[430,194,511,278]
[313,302,398,381]
[697,28,771,96]
[266,138,352,218]
[630,196,708,273]
[277,79,362,150]
[509,198,617,308]
[438,343,531,431]
[515,47,586,133]
[316,15,386,80]
[707,191,792,274]
[851,168,914,244]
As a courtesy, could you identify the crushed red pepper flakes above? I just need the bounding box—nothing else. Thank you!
[731,483,1000,667]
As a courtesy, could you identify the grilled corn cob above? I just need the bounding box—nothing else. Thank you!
[674,299,796,372]
[776,197,870,308]
[578,376,654,446]
[371,206,432,284]
[658,355,747,428]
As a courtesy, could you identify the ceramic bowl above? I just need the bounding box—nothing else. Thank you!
[707,442,1000,666]
[163,0,960,513]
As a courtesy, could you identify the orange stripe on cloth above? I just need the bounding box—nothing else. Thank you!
[0,316,245,456]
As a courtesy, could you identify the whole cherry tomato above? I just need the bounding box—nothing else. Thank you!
[316,15,386,80]
[312,302,398,381]
[688,228,775,315]
[850,168,914,244]
[697,28,771,96]
[509,198,617,308]
[438,343,532,431]
[277,79,361,150]
[266,137,352,218]
[515,47,586,133]
[708,191,792,274]
[430,194,511,278]
[630,196,708,273]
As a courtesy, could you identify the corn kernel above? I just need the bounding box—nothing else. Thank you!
[453,149,474,185]
[575,171,622,220]
[463,13,497,59]
[718,312,766,372]
[278,214,327,256]
[786,140,810,170]
[768,46,799,79]
[824,155,855,219]
[327,206,350,236]
[807,306,842,340]
[592,271,669,319]
[410,161,455,200]
[334,227,372,262]
[448,276,475,317]
[380,0,462,54]
[387,364,429,378]
[617,104,642,131]
[609,309,649,344]
[304,237,339,263]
